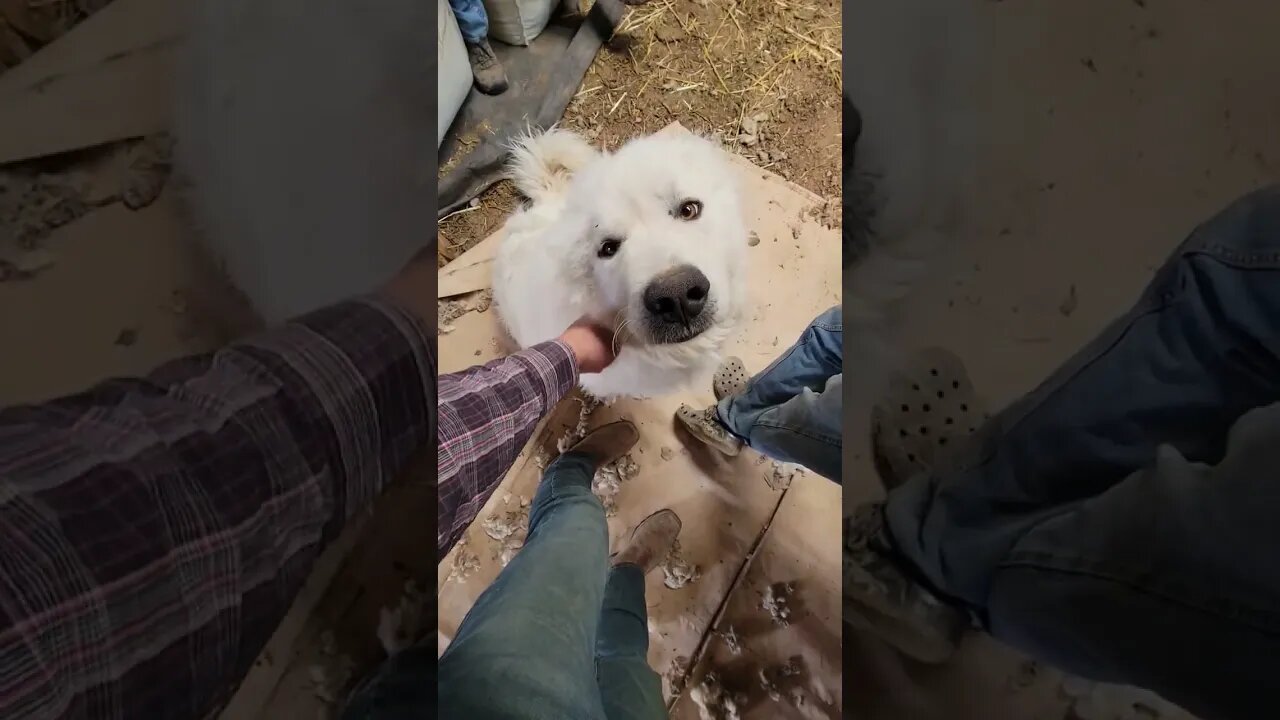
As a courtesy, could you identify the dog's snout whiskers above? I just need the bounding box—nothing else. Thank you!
[611,309,632,357]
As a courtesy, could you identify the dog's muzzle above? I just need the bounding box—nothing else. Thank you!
[641,264,714,343]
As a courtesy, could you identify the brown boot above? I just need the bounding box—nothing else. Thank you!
[563,420,639,469]
[611,509,681,572]
[465,39,509,96]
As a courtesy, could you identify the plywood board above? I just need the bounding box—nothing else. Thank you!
[0,0,178,90]
[0,0,179,164]
[436,122,842,706]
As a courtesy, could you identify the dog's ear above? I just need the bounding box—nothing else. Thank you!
[506,128,601,205]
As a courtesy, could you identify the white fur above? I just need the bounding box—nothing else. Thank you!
[493,129,749,399]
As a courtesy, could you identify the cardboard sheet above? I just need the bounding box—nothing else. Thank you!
[669,471,842,718]
[436,122,842,708]
[438,231,501,299]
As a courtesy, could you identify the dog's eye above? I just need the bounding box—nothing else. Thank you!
[676,199,702,221]
[598,238,622,258]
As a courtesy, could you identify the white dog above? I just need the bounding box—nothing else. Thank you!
[493,129,749,399]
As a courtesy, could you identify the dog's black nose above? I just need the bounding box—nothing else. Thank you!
[643,265,710,326]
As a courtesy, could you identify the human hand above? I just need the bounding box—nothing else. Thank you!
[558,318,617,374]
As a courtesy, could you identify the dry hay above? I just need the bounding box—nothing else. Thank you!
[437,179,519,267]
[438,0,842,266]
[568,0,841,196]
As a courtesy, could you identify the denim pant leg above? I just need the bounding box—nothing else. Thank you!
[595,565,666,720]
[717,306,843,481]
[434,453,609,719]
[988,401,1280,720]
[885,187,1280,714]
[449,0,488,43]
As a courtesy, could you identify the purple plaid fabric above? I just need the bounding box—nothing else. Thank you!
[0,290,575,719]
[437,340,577,559]
[0,296,435,720]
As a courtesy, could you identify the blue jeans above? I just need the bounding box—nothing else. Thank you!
[449,0,488,44]
[717,306,843,482]
[885,186,1280,720]
[343,454,664,719]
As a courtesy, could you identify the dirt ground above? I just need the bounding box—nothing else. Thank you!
[438,0,842,265]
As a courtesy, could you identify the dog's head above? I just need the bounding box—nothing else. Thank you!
[563,132,748,349]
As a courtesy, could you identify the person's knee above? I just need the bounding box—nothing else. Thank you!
[1190,184,1280,260]
[800,306,843,365]
[527,486,608,546]
[532,491,606,528]
[814,304,843,330]
[1239,183,1280,222]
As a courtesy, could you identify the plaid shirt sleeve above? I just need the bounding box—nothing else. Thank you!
[437,340,578,559]
[0,296,434,720]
